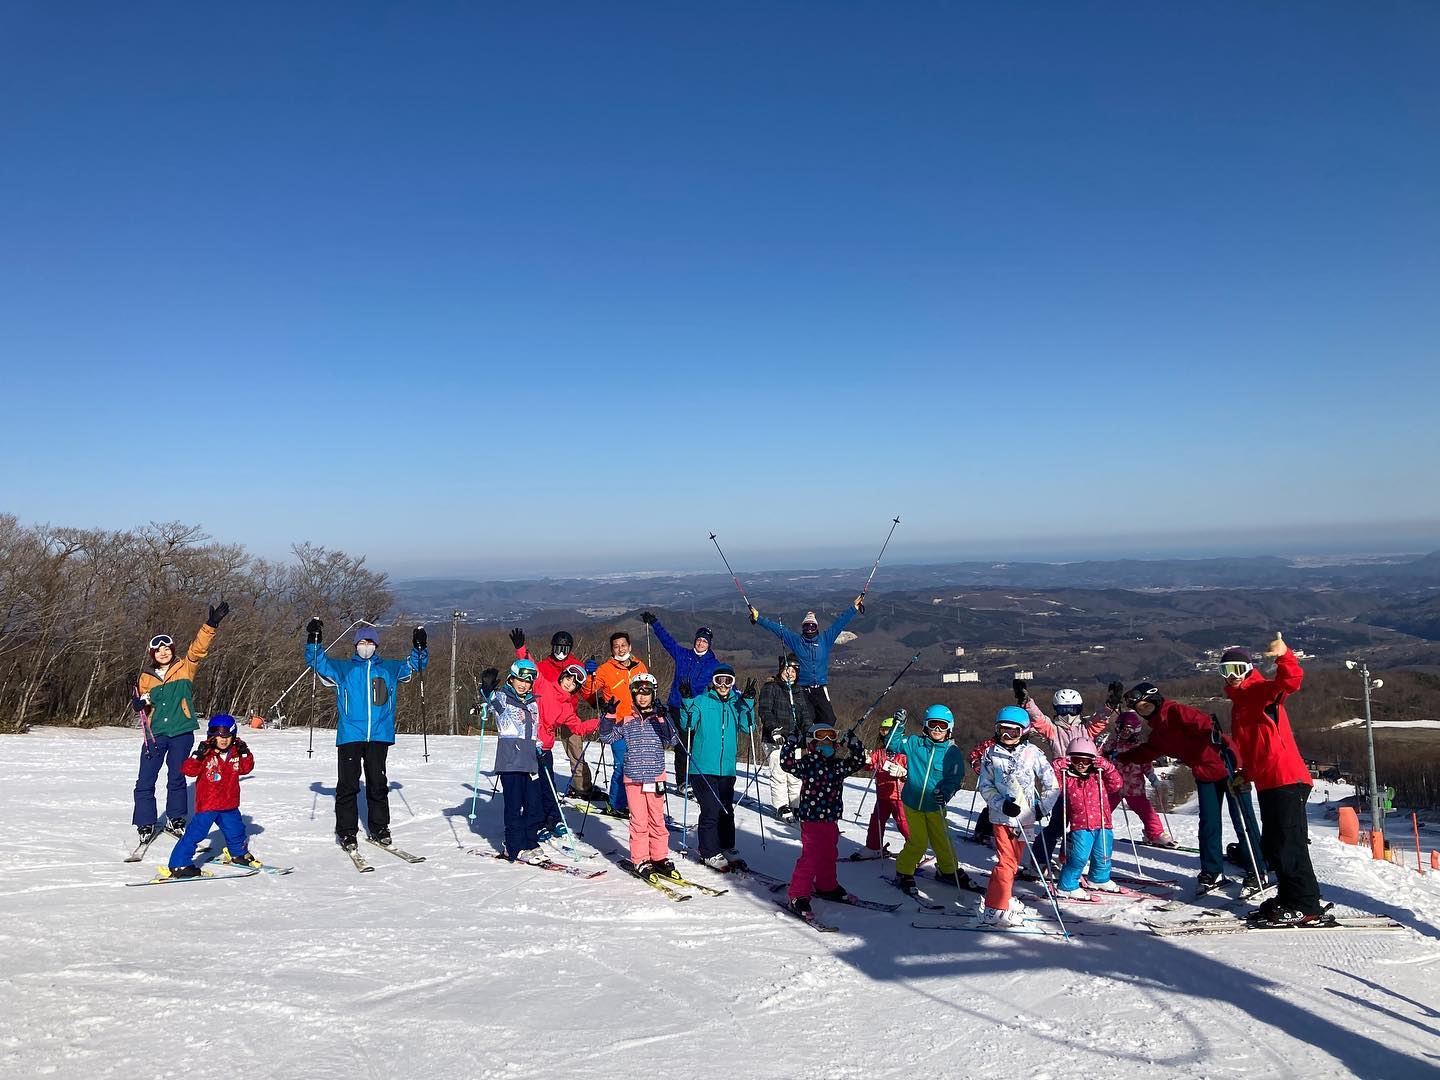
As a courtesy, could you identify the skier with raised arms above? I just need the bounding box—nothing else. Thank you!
[748,596,864,730]
[640,612,722,794]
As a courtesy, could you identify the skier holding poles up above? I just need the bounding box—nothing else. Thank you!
[131,600,229,845]
[304,619,428,852]
[640,612,722,795]
[748,596,864,731]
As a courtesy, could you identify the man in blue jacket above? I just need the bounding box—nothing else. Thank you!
[305,620,428,851]
[748,596,864,730]
[640,612,721,793]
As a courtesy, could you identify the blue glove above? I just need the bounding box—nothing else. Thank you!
[584,657,598,675]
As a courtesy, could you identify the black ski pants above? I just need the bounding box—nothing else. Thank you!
[1257,783,1322,915]
[803,685,839,730]
[694,773,737,858]
[336,741,390,839]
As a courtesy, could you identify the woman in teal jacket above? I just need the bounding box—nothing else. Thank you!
[677,664,756,871]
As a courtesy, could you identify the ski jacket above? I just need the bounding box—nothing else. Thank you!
[1023,699,1113,759]
[894,733,965,813]
[1116,698,1235,783]
[757,678,815,743]
[869,722,908,797]
[1051,755,1124,831]
[1224,649,1310,791]
[182,739,254,812]
[755,607,856,686]
[977,741,1060,829]
[486,684,542,776]
[599,707,679,784]
[584,656,649,720]
[533,672,598,751]
[676,689,754,778]
[651,618,723,710]
[305,643,427,746]
[968,738,995,773]
[137,621,217,738]
[783,733,866,822]
[516,645,581,696]
[1099,712,1157,798]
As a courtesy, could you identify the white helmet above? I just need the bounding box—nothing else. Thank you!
[1052,688,1083,714]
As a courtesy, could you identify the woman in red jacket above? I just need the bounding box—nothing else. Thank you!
[1223,632,1324,926]
[1116,682,1266,894]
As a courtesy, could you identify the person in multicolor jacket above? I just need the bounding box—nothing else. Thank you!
[1049,737,1125,898]
[598,672,682,881]
[977,706,1060,928]
[781,716,867,917]
[130,601,228,841]
[484,659,548,863]
[1015,679,1114,872]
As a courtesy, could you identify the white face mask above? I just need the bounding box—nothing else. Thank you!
[614,651,631,663]
[356,641,377,659]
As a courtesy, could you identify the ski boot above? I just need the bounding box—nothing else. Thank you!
[932,868,980,891]
[169,865,201,880]
[1248,904,1329,929]
[136,824,155,843]
[1089,879,1122,894]
[1055,886,1089,900]
[894,871,919,895]
[1239,873,1265,897]
[776,807,796,824]
[369,828,392,847]
[1195,871,1228,895]
[338,833,359,852]
[723,848,748,871]
[852,846,884,861]
[653,858,682,881]
[516,848,548,866]
[702,853,731,872]
[229,851,263,869]
[633,860,658,880]
[788,896,814,917]
[1145,833,1179,849]
[813,885,849,903]
[165,817,187,838]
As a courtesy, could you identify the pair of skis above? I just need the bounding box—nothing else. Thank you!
[618,858,726,901]
[347,837,427,874]
[127,867,261,887]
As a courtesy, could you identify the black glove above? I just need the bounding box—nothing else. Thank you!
[480,668,499,695]
[413,626,428,651]
[206,600,229,628]
[1210,715,1224,747]
[1012,678,1028,705]
[679,680,693,699]
[306,618,324,645]
[1002,798,1021,817]
[640,611,656,625]
[1107,680,1125,709]
[131,693,148,714]
[742,678,757,699]
[508,627,525,649]
[599,694,619,715]
[1036,808,1049,826]
[192,740,212,760]
[234,738,250,757]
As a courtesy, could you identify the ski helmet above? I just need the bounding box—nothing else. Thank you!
[629,672,659,694]
[1052,688,1083,716]
[1124,682,1162,709]
[560,663,587,686]
[1067,736,1098,758]
[551,631,574,658]
[923,704,954,738]
[207,714,237,736]
[509,659,539,681]
[995,705,1031,731]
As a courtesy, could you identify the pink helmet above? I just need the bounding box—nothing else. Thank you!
[1118,710,1142,731]
[1068,736,1099,758]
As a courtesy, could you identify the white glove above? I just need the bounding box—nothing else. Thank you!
[882,760,908,778]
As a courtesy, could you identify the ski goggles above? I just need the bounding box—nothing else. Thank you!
[711,674,735,687]
[208,728,235,739]
[812,728,838,743]
[148,635,174,650]
[510,671,536,683]
[630,676,658,694]
[1054,704,1083,717]
[995,724,1025,740]
[1220,662,1253,680]
[561,664,588,684]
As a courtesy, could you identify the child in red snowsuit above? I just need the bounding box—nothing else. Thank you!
[168,715,256,877]
[784,719,867,917]
[859,713,910,858]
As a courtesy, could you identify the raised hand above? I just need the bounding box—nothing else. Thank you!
[508,627,525,649]
[640,611,656,625]
[207,600,230,628]
[306,618,324,644]
[1265,632,1287,658]
[1012,678,1028,705]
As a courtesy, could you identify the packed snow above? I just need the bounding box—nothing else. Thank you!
[3,726,1440,1080]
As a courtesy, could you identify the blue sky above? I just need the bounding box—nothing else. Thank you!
[3,3,1437,578]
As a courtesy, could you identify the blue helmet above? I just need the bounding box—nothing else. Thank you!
[995,705,1030,730]
[923,704,954,725]
[207,714,237,734]
[509,659,539,681]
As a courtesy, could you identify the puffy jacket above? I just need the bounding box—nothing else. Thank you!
[869,721,908,796]
[783,733,866,822]
[758,678,815,743]
[895,732,965,813]
[486,684,542,776]
[599,707,679,784]
[138,621,216,738]
[516,645,587,724]
[755,607,856,686]
[533,672,598,751]
[585,657,649,720]
[306,643,428,746]
[1024,699,1113,759]
[182,738,254,812]
[978,741,1059,829]
[677,689,754,777]
[1116,698,1235,783]
[651,618,723,710]
[1051,755,1124,831]
[1225,649,1310,791]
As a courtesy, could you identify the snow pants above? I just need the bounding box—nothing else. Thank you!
[1257,783,1321,915]
[1058,827,1114,891]
[537,749,562,829]
[865,787,910,850]
[625,781,670,864]
[1196,779,1266,878]
[694,773,737,858]
[894,806,957,876]
[499,770,546,859]
[336,741,390,839]
[170,809,248,869]
[132,731,195,827]
[1120,792,1166,841]
[607,737,629,812]
[768,746,803,811]
[789,820,840,900]
[557,726,593,796]
[673,742,690,788]
[802,685,839,730]
[984,824,1025,912]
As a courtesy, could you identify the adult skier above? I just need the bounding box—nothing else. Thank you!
[1222,633,1325,926]
[758,653,814,822]
[131,600,229,842]
[584,631,649,815]
[304,620,428,851]
[748,596,864,729]
[640,612,722,793]
[676,664,756,871]
[511,627,603,801]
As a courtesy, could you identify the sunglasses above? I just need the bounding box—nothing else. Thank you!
[1220,662,1253,680]
[149,635,174,650]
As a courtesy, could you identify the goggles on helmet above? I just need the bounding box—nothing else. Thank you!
[1054,704,1083,718]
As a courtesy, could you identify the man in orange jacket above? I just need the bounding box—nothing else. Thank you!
[584,631,648,815]
[1223,632,1325,926]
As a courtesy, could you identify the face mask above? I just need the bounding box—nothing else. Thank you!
[356,641,377,659]
[553,648,570,662]
[614,651,631,663]
[818,744,835,758]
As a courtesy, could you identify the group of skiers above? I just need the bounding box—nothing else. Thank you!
[125,599,1325,930]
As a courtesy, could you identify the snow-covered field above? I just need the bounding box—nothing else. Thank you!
[3,726,1440,1080]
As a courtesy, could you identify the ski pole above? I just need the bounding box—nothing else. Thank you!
[419,667,429,764]
[307,671,317,759]
[844,654,920,738]
[858,515,901,604]
[468,699,488,821]
[707,532,753,609]
[272,618,379,721]
[748,722,766,851]
[1018,822,1071,941]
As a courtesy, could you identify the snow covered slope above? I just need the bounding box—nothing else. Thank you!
[2,727,1439,1080]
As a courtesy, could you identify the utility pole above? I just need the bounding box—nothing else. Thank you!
[449,610,466,736]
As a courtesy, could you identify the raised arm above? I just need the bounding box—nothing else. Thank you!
[823,604,858,646]
[755,614,804,653]
[648,616,683,660]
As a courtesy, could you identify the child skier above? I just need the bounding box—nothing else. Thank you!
[782,717,868,917]
[1015,679,1114,872]
[1050,737,1126,899]
[166,715,257,878]
[676,664,756,871]
[892,705,977,894]
[598,672,683,882]
[484,659,548,864]
[977,706,1060,927]
[1100,709,1175,847]
[511,627,603,802]
[855,712,910,860]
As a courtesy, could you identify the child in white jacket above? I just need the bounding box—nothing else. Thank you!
[977,705,1059,927]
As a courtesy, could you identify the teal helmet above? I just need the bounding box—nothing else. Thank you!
[509,659,539,681]
[923,704,954,739]
[995,705,1030,730]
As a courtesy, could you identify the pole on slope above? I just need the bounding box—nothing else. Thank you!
[469,697,488,821]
